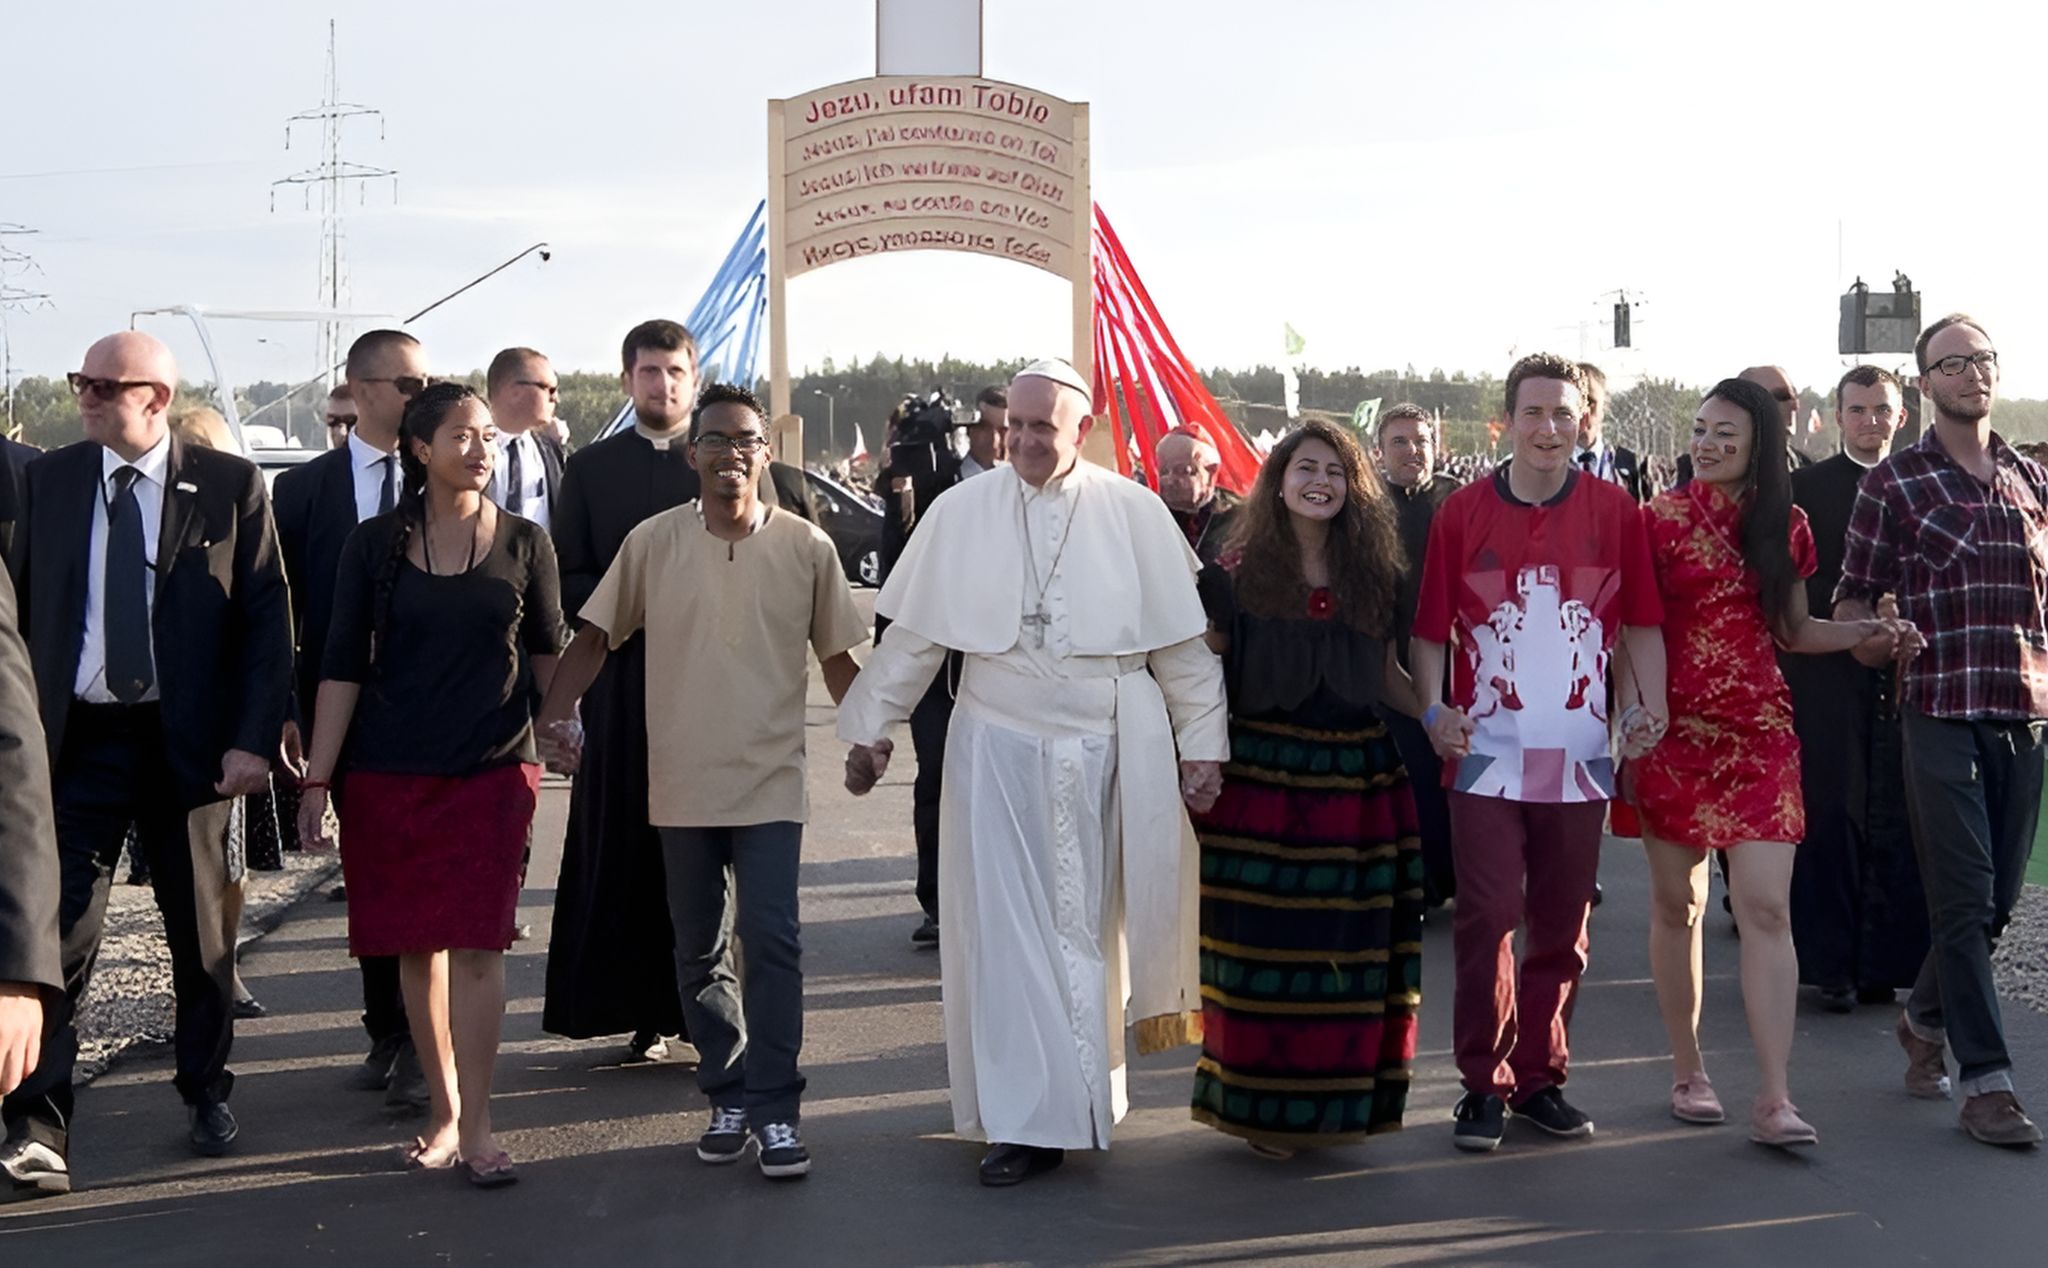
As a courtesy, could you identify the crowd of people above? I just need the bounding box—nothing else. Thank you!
[0,310,2042,1209]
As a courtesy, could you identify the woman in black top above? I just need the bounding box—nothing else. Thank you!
[1188,420,1426,1158]
[299,383,566,1186]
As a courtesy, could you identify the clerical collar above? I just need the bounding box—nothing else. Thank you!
[636,421,687,451]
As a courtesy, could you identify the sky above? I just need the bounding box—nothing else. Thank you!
[3,0,2046,402]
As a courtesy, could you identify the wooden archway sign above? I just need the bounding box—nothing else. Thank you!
[766,76,1104,465]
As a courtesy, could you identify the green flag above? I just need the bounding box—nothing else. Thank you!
[1283,322,1306,358]
[1351,398,1381,432]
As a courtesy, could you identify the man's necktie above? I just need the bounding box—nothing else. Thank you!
[1578,451,1597,472]
[378,454,397,515]
[504,437,525,515]
[105,466,154,703]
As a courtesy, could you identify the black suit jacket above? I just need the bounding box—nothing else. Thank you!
[493,431,568,526]
[0,561,59,997]
[0,437,40,581]
[17,437,294,811]
[271,446,360,720]
[1610,445,1654,504]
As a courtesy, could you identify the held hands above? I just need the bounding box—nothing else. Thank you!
[1424,703,1475,759]
[1850,616,1925,669]
[1617,703,1670,761]
[539,719,585,777]
[216,748,272,798]
[1180,760,1223,815]
[844,739,894,796]
[0,983,42,1096]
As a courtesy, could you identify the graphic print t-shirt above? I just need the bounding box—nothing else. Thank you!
[1413,466,1663,803]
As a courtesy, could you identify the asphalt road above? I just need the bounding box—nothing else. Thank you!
[5,610,2046,1265]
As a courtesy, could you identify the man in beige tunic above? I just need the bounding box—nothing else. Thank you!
[839,359,1227,1187]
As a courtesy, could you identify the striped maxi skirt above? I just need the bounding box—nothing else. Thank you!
[1190,716,1425,1148]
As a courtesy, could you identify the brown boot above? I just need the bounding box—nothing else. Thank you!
[1896,1012,1951,1100]
[1959,1092,2043,1148]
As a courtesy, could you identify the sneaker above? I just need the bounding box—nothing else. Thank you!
[626,1030,670,1063]
[350,1033,406,1091]
[754,1121,810,1179]
[910,914,940,948]
[1895,1012,1952,1100]
[1817,987,1855,1014]
[696,1106,749,1164]
[1451,1091,1507,1152]
[0,1135,70,1204]
[1959,1092,2044,1148]
[1512,1086,1595,1139]
[384,1039,431,1114]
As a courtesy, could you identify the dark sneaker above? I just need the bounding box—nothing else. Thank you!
[696,1106,748,1164]
[1451,1091,1507,1152]
[384,1039,431,1114]
[1512,1086,1595,1139]
[910,914,940,948]
[626,1030,671,1063]
[0,1135,70,1203]
[754,1121,811,1179]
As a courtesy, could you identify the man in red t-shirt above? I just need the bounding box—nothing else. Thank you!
[1412,353,1668,1153]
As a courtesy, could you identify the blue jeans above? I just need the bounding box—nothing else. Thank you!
[657,823,806,1123]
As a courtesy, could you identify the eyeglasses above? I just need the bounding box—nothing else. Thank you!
[357,374,428,397]
[514,380,560,399]
[693,434,769,454]
[67,372,165,402]
[1931,350,1998,378]
[325,414,356,428]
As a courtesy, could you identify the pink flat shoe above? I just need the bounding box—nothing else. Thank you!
[1671,1075,1725,1125]
[1750,1099,1818,1148]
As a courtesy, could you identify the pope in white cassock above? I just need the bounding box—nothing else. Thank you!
[838,358,1228,1188]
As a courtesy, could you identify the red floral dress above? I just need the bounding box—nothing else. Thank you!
[1621,482,1817,849]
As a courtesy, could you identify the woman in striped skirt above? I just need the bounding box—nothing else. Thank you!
[1191,419,1425,1158]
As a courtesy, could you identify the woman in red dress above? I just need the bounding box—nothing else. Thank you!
[1620,378,1912,1148]
[298,383,567,1185]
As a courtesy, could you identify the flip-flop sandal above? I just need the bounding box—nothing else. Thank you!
[457,1154,520,1188]
[396,1137,458,1171]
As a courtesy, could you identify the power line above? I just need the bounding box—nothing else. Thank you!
[0,223,53,439]
[270,19,397,407]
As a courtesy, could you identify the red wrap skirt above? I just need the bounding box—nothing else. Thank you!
[337,763,539,957]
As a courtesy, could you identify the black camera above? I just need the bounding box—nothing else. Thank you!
[880,389,966,582]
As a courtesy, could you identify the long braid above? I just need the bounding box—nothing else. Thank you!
[368,380,478,674]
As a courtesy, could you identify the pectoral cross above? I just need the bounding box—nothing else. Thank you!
[1023,605,1053,649]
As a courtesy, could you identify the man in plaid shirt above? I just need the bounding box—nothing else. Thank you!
[1835,313,2048,1148]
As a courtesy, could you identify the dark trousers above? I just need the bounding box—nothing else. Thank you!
[658,823,806,1123]
[1447,792,1607,1100]
[908,656,960,919]
[360,956,407,1045]
[1,703,233,1153]
[1384,710,1455,903]
[1900,708,2044,1087]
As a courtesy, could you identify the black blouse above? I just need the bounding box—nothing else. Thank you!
[1199,563,1387,729]
[323,511,568,775]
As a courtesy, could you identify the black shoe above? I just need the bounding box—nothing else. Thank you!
[232,993,268,1021]
[351,1033,406,1091]
[696,1105,749,1164]
[0,1132,70,1203]
[327,883,348,902]
[1818,987,1856,1014]
[188,1100,238,1156]
[911,914,940,948]
[1857,985,1899,1007]
[626,1030,670,1063]
[1512,1086,1594,1139]
[1590,882,1603,908]
[978,1143,1064,1186]
[385,1039,431,1115]
[754,1122,811,1179]
[1451,1091,1507,1153]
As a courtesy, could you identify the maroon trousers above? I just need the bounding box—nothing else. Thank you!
[1447,792,1607,1101]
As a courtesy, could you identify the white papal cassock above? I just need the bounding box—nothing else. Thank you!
[838,456,1228,1150]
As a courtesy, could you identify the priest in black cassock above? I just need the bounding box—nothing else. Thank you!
[1781,365,1929,1012]
[542,321,817,1059]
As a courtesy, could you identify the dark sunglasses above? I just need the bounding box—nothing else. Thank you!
[325,414,357,428]
[514,379,560,399]
[67,372,165,402]
[357,374,428,398]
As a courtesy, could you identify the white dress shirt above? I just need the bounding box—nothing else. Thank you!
[493,431,551,532]
[348,430,401,524]
[76,434,171,702]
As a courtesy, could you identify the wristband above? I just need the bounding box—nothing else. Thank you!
[301,777,332,792]
[1423,703,1445,728]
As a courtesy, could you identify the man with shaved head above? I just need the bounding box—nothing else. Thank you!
[1154,423,1239,567]
[1740,365,1815,467]
[839,359,1226,1186]
[2,332,291,1195]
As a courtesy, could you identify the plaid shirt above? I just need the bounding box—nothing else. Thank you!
[1834,429,2048,720]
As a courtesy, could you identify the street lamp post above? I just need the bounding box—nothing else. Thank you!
[810,388,837,460]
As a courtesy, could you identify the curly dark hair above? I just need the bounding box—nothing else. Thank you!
[1222,419,1403,635]
[689,382,766,440]
[369,381,486,672]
